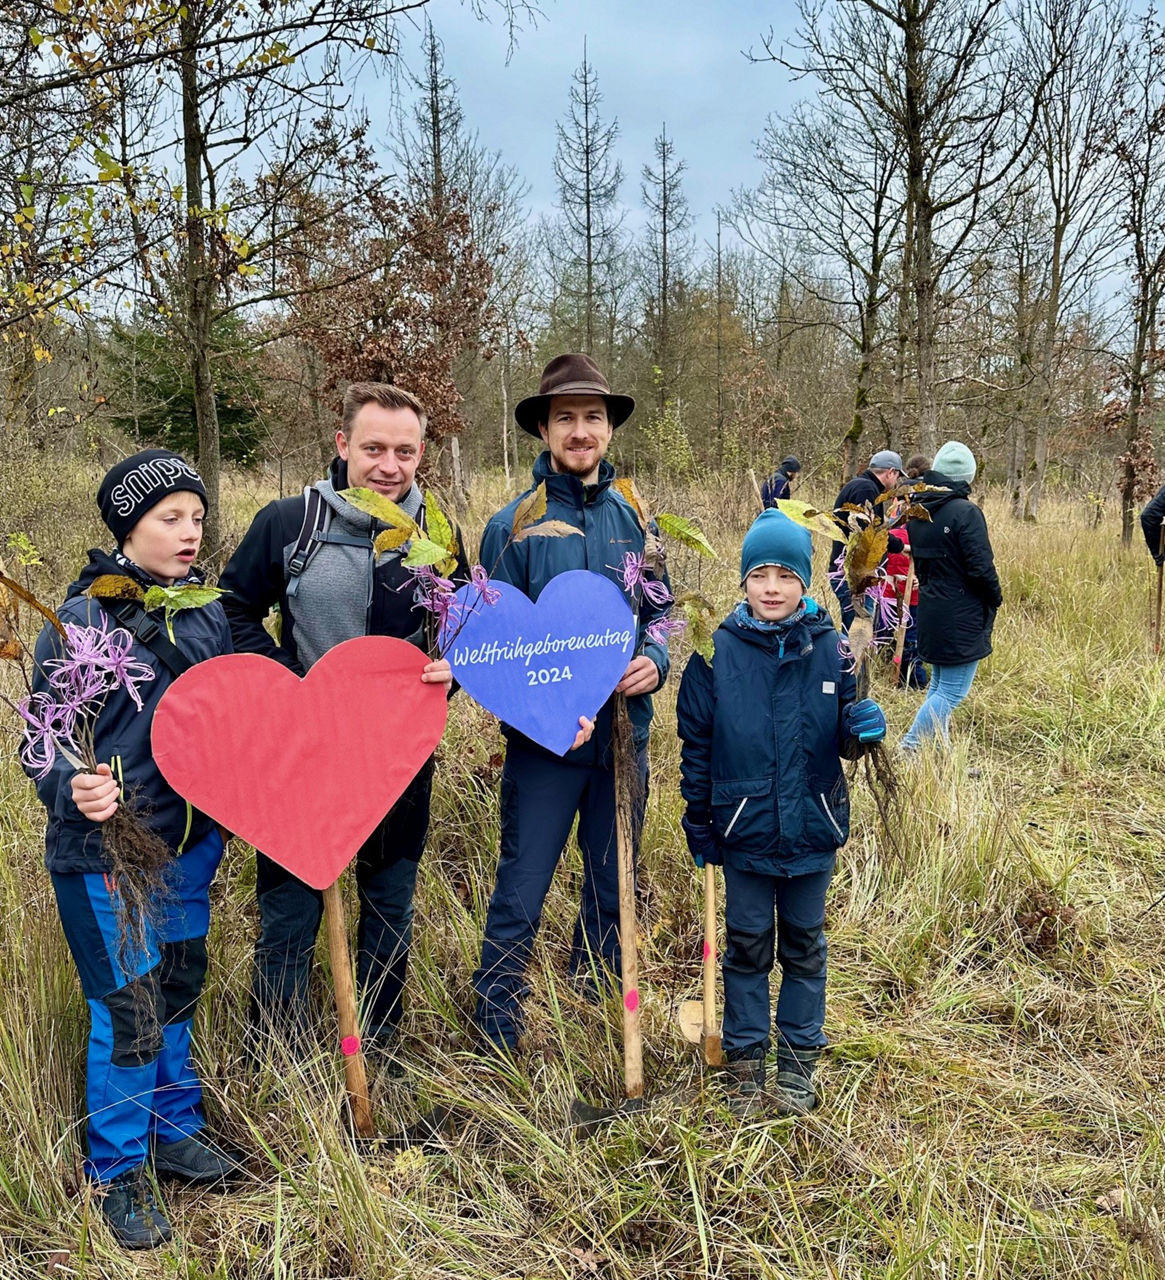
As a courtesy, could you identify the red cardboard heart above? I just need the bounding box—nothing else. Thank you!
[151,636,447,890]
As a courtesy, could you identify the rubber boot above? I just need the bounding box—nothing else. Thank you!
[723,1046,766,1117]
[774,1046,820,1115]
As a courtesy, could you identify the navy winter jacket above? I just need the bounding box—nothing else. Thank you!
[481,452,671,762]
[1141,481,1165,563]
[27,550,232,874]
[761,469,792,509]
[218,456,470,672]
[907,472,1002,665]
[830,469,902,572]
[676,600,861,877]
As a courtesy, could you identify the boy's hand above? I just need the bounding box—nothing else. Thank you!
[569,715,595,752]
[681,811,722,869]
[72,764,120,823]
[421,658,453,689]
[844,698,887,743]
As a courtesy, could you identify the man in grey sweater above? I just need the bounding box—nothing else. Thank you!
[218,383,466,1060]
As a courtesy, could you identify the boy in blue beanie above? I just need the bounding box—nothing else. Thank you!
[676,509,886,1116]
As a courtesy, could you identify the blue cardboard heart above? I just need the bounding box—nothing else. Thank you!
[441,569,636,755]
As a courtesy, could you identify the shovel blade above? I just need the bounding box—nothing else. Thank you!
[570,1095,646,1138]
[677,999,704,1044]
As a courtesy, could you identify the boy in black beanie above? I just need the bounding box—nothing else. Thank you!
[21,450,236,1250]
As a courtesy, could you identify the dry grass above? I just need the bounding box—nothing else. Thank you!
[1,464,1163,1278]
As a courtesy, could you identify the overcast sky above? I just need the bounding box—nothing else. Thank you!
[389,0,807,244]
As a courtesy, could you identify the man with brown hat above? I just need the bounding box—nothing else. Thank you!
[472,353,672,1053]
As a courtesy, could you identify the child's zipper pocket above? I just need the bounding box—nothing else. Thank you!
[723,796,749,838]
[819,792,845,841]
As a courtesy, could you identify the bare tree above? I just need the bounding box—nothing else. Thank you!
[552,40,624,354]
[766,0,1050,455]
[1111,10,1165,545]
[641,123,693,409]
[1004,0,1124,521]
[733,91,905,478]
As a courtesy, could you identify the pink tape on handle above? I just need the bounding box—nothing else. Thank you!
[340,1035,361,1057]
[702,941,712,961]
[624,989,639,1012]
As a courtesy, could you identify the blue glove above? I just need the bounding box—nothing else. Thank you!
[681,811,723,868]
[844,697,886,743]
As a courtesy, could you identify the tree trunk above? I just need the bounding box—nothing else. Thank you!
[179,15,222,558]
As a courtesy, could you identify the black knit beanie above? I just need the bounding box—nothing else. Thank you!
[96,449,208,546]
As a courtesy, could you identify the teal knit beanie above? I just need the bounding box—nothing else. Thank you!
[740,510,813,588]
[932,440,977,483]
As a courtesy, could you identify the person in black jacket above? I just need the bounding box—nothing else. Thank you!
[761,456,801,508]
[217,383,464,1061]
[676,510,886,1116]
[830,449,903,628]
[23,451,236,1249]
[1140,480,1165,563]
[902,440,1002,751]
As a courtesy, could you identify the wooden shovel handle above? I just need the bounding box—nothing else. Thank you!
[613,697,643,1101]
[893,556,914,667]
[701,864,717,1038]
[322,879,374,1137]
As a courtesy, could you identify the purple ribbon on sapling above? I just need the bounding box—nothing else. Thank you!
[470,563,501,607]
[617,552,673,608]
[645,614,687,646]
[18,692,83,779]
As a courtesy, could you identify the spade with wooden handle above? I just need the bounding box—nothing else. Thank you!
[571,696,647,1134]
[677,862,723,1065]
[892,555,915,680]
[322,879,374,1138]
[1155,526,1165,655]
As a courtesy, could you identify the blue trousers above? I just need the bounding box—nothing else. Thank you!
[51,828,224,1184]
[250,764,430,1046]
[902,659,980,748]
[473,740,647,1050]
[721,862,833,1055]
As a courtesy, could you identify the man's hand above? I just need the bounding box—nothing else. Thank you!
[616,655,660,697]
[421,658,453,689]
[569,716,595,752]
[71,763,120,823]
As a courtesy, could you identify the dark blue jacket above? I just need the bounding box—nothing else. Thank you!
[676,600,861,877]
[761,469,792,509]
[27,550,232,874]
[1142,482,1165,563]
[481,452,671,762]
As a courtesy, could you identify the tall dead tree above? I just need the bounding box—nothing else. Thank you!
[641,124,693,410]
[553,41,623,355]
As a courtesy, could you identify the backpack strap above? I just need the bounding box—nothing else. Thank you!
[103,599,192,679]
[285,485,329,600]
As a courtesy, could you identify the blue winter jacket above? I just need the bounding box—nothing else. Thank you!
[27,549,233,874]
[481,452,671,763]
[676,600,861,877]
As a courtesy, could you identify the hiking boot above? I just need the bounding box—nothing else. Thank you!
[153,1133,243,1186]
[774,1046,820,1116]
[723,1046,766,1117]
[99,1168,172,1250]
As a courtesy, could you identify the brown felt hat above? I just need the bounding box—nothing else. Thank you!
[514,353,635,437]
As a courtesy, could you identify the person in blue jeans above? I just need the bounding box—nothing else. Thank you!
[677,510,886,1116]
[23,450,236,1249]
[902,441,1002,752]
